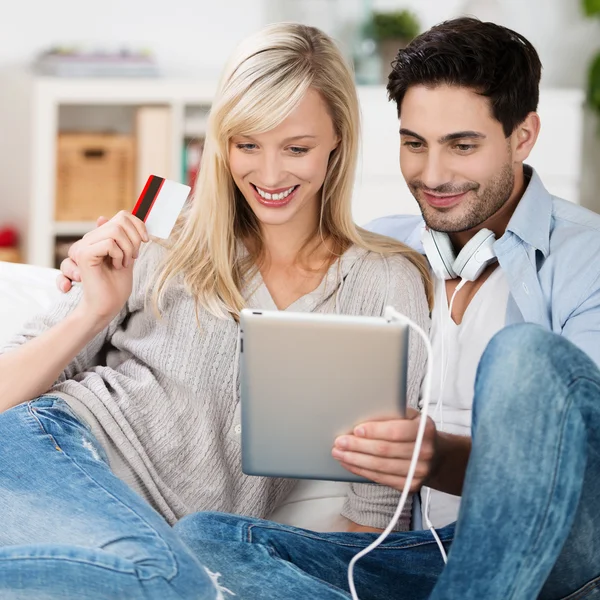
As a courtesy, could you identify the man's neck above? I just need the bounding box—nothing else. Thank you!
[449,165,527,251]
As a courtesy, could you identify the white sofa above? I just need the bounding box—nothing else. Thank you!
[0,260,350,531]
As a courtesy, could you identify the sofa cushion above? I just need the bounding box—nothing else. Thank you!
[0,261,61,346]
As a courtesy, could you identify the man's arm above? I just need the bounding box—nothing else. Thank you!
[426,432,471,496]
[560,277,600,370]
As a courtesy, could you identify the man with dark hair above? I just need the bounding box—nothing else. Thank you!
[57,17,600,600]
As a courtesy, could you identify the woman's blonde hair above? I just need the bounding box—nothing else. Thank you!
[152,22,432,318]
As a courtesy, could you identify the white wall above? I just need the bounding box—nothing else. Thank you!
[370,0,600,90]
[1,0,599,212]
[0,0,266,76]
[266,0,600,213]
[3,0,597,89]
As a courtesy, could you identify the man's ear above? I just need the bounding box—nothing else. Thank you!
[512,112,541,163]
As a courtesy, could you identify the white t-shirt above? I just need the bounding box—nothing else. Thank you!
[423,268,510,528]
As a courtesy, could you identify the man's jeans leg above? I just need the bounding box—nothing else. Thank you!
[429,324,600,600]
[175,512,453,600]
[0,396,218,600]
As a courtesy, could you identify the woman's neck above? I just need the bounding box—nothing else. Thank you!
[259,202,328,269]
[258,223,335,310]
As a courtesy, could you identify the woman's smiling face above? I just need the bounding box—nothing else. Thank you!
[229,87,339,230]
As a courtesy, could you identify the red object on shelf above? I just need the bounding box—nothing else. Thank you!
[185,140,204,188]
[0,226,18,248]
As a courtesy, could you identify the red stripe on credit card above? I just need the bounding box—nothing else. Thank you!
[132,175,165,222]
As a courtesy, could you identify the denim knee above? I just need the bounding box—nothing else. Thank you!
[472,324,590,428]
[175,512,247,544]
[479,324,593,386]
[483,324,559,366]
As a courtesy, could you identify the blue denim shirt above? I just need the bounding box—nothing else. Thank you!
[366,167,600,368]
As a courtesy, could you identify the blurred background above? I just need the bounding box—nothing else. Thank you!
[0,0,599,266]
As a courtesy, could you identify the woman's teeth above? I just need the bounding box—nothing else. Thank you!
[255,185,296,201]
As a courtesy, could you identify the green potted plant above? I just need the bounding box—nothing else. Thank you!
[583,0,600,117]
[370,10,420,82]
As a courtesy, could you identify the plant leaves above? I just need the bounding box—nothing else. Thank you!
[583,0,600,17]
[589,52,600,114]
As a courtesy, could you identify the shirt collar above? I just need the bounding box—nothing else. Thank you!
[502,165,552,257]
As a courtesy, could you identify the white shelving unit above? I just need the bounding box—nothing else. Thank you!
[0,70,585,267]
[0,72,216,267]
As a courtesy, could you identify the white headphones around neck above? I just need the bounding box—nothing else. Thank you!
[421,227,498,281]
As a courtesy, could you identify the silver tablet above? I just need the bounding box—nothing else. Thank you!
[240,309,409,483]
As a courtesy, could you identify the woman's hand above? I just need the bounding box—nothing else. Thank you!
[57,216,107,292]
[70,211,148,328]
[331,408,439,492]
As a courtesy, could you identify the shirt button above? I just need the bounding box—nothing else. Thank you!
[234,424,242,434]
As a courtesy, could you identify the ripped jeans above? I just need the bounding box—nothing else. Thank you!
[0,396,221,599]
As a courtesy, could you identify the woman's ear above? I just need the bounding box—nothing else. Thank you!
[512,112,541,163]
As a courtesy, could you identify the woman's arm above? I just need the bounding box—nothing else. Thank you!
[0,301,114,412]
[0,212,148,413]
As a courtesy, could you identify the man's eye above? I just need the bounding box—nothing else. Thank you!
[403,141,423,150]
[455,144,476,152]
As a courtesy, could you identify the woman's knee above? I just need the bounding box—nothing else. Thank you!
[174,511,250,545]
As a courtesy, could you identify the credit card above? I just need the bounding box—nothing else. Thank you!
[132,175,191,239]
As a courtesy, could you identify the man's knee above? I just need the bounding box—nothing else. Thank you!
[485,323,559,366]
[473,323,594,424]
[479,323,589,389]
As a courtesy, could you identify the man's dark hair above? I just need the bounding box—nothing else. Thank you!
[387,17,542,137]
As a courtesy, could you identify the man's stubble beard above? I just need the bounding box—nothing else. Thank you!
[410,162,515,233]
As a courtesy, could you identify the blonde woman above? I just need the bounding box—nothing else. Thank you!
[0,23,431,599]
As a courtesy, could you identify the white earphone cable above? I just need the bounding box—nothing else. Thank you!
[348,306,434,600]
[348,280,469,599]
[422,277,467,565]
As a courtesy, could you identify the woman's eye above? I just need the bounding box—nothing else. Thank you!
[288,146,309,155]
[236,143,257,152]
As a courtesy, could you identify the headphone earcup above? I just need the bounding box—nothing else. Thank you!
[453,228,497,281]
[421,229,457,280]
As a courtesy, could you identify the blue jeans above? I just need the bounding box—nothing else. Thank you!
[175,324,600,599]
[0,397,219,599]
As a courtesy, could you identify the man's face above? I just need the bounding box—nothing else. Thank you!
[399,84,516,233]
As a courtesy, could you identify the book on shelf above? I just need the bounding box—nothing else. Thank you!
[135,106,172,190]
[183,138,204,188]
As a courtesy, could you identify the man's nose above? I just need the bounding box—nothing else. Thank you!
[420,152,452,191]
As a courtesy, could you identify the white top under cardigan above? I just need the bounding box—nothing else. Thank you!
[424,268,509,528]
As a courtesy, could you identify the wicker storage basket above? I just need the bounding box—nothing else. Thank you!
[55,133,135,221]
[0,247,21,263]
